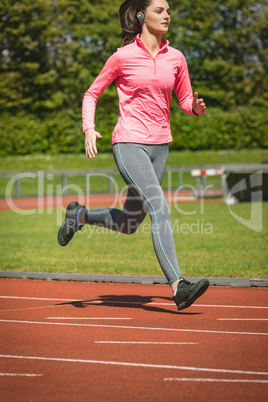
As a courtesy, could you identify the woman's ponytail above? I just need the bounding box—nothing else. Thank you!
[119,0,151,47]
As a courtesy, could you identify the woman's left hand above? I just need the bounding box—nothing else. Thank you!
[192,92,206,116]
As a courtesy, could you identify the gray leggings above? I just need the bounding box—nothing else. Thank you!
[84,142,182,284]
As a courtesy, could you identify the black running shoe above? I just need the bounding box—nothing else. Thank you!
[58,201,85,246]
[173,278,209,311]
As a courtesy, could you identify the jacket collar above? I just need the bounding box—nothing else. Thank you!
[136,34,169,55]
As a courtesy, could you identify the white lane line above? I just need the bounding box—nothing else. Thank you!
[0,296,75,302]
[0,305,62,313]
[46,317,132,320]
[0,319,267,336]
[195,304,268,309]
[94,341,198,345]
[0,373,43,377]
[164,378,268,384]
[217,318,268,321]
[0,296,268,309]
[0,355,267,376]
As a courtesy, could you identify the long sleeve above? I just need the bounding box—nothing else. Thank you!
[82,51,121,133]
[174,53,195,116]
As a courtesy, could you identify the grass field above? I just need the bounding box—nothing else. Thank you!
[1,150,267,279]
[1,149,267,198]
[1,149,268,172]
[0,168,213,198]
[0,201,267,278]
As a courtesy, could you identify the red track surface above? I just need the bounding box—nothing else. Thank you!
[0,279,267,401]
[0,189,223,211]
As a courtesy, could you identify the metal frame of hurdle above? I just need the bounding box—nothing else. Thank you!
[191,168,223,197]
[191,164,268,202]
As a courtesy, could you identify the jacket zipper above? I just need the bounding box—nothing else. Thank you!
[153,58,156,75]
[140,44,157,74]
[138,36,168,76]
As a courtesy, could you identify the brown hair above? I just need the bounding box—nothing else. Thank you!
[119,0,152,47]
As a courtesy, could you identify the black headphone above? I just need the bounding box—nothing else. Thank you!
[138,11,145,21]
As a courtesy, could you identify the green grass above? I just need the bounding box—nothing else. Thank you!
[0,168,208,198]
[0,150,267,278]
[0,201,267,278]
[1,149,266,198]
[0,149,268,172]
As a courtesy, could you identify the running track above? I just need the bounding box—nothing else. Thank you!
[0,279,267,401]
[0,189,223,211]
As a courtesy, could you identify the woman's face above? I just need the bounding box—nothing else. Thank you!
[141,0,171,35]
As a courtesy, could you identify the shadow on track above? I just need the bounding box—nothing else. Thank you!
[56,294,202,315]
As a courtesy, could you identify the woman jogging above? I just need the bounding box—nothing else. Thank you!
[58,0,209,311]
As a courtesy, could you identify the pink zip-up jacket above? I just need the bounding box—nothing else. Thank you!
[82,35,195,144]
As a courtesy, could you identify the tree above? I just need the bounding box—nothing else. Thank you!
[167,0,268,109]
[0,0,267,154]
[0,0,122,115]
[0,0,64,113]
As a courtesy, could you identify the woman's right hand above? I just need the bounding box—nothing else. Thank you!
[84,128,102,159]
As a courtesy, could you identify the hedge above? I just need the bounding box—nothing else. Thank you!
[0,106,267,156]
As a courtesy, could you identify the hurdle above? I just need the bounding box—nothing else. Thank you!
[191,168,223,197]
